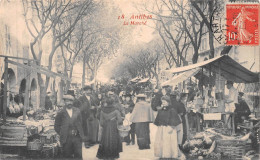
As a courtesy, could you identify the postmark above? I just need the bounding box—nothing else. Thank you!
[226,4,259,45]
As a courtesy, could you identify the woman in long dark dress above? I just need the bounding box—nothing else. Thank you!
[96,97,123,159]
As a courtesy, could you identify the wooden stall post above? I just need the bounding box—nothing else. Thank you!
[201,67,204,97]
[231,113,235,135]
[23,62,30,121]
[3,57,8,123]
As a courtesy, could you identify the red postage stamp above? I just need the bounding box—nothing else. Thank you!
[226,4,259,45]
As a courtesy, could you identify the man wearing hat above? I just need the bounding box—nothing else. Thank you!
[78,85,99,148]
[151,89,163,111]
[234,92,251,132]
[54,94,85,158]
[225,81,238,129]
[225,81,238,112]
[130,94,155,150]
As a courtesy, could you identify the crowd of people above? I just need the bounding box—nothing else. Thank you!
[54,81,252,159]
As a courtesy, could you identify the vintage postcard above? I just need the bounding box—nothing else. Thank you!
[0,0,259,159]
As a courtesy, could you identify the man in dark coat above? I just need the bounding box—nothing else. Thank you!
[151,89,162,111]
[234,92,251,132]
[78,85,99,148]
[54,94,85,158]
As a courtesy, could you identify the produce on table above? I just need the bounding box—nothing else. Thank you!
[13,103,20,113]
[19,103,24,110]
[184,128,247,160]
[203,136,212,148]
[207,140,216,154]
[240,133,251,141]
[193,132,204,139]
[9,103,15,113]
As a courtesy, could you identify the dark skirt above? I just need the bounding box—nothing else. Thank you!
[135,122,150,149]
[96,119,122,159]
[87,117,99,143]
[181,115,187,144]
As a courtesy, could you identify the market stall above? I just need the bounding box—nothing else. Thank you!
[0,55,69,158]
[162,55,260,159]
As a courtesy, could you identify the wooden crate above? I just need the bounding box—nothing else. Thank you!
[216,139,247,160]
[0,125,27,140]
[27,139,43,151]
[41,144,58,158]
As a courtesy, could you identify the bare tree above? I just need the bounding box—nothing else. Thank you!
[167,0,206,63]
[190,0,232,58]
[142,0,190,67]
[22,0,93,108]
[60,14,99,91]
[77,1,126,88]
[115,41,161,86]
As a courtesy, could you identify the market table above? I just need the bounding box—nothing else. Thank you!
[203,113,222,128]
[222,112,236,135]
[203,112,235,135]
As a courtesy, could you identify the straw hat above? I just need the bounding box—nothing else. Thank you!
[63,94,74,101]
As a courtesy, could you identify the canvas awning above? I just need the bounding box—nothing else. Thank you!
[137,78,150,84]
[130,77,141,83]
[161,68,200,87]
[164,55,259,83]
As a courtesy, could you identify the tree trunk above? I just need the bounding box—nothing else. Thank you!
[82,52,86,87]
[190,0,215,59]
[65,73,70,93]
[37,73,45,109]
[65,64,74,92]
[192,47,199,64]
[208,0,215,58]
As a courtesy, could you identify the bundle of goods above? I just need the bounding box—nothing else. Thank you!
[182,132,219,159]
[8,102,23,116]
[184,130,252,160]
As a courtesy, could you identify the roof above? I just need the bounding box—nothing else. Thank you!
[164,55,259,83]
[161,68,200,87]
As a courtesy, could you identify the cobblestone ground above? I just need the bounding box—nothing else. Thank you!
[82,123,158,160]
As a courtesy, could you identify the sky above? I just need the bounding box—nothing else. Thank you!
[96,0,156,83]
[0,0,156,84]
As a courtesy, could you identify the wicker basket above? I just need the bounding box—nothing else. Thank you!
[216,139,247,160]
[27,139,43,151]
[117,120,131,138]
[41,144,58,158]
